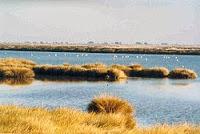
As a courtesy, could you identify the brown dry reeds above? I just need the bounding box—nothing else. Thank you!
[33,65,127,81]
[169,68,198,79]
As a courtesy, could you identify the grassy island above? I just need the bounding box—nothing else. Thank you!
[0,58,198,84]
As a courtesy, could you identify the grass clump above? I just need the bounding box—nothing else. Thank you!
[140,67,169,78]
[128,64,143,71]
[107,68,127,81]
[111,64,143,77]
[0,67,35,79]
[87,95,135,128]
[33,65,88,77]
[33,65,127,81]
[169,68,198,79]
[131,67,169,78]
[82,63,106,69]
[0,58,36,81]
[0,78,33,86]
[111,64,131,76]
[0,58,36,68]
[87,95,133,115]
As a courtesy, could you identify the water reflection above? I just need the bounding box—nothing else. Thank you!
[35,76,127,83]
[0,78,34,86]
[170,80,192,87]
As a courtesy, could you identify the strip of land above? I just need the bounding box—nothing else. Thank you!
[0,42,200,55]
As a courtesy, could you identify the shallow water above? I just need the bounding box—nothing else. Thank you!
[0,50,200,126]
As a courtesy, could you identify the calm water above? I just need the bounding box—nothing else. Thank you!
[0,50,200,126]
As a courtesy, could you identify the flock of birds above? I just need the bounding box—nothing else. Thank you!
[2,51,181,64]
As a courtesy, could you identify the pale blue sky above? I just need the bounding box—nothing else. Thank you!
[0,0,199,44]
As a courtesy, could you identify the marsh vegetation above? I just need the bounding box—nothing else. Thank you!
[0,96,199,134]
[0,58,197,85]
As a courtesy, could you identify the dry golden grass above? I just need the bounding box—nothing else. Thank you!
[0,58,198,81]
[111,64,131,76]
[87,95,133,115]
[0,67,35,79]
[110,64,143,76]
[0,58,36,68]
[82,63,106,69]
[0,96,199,134]
[128,64,144,71]
[169,68,198,79]
[0,106,199,134]
[0,105,136,134]
[33,65,127,81]
[135,67,169,78]
[107,68,127,81]
[129,124,200,134]
[87,95,135,129]
[0,58,36,83]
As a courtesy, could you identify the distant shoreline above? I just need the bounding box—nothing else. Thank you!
[0,43,200,55]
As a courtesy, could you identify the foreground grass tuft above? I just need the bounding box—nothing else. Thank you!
[87,95,135,128]
[87,95,133,115]
[0,96,199,134]
[169,68,198,79]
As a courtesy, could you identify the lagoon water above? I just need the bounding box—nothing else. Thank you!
[0,50,200,126]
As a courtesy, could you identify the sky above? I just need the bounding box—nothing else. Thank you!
[0,0,200,44]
